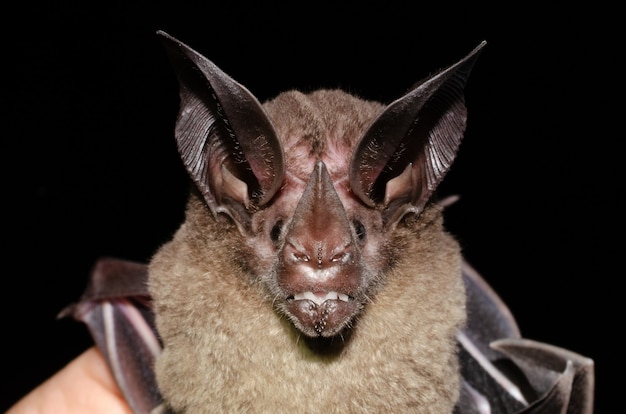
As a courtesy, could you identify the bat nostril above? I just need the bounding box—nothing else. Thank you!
[284,240,356,268]
[292,252,310,262]
[330,252,351,265]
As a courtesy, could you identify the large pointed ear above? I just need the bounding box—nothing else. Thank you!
[349,41,486,228]
[157,30,285,232]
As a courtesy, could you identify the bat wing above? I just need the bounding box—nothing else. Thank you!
[62,257,594,414]
[455,261,595,414]
[59,258,165,414]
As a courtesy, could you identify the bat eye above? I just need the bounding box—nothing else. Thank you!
[353,219,366,242]
[270,220,283,245]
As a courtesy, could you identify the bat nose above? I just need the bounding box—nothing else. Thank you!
[280,239,360,294]
[284,240,354,268]
[279,161,361,294]
[284,239,356,270]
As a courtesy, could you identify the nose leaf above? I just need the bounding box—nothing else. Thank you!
[280,161,360,294]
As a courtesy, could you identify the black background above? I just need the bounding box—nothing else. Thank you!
[4,3,620,412]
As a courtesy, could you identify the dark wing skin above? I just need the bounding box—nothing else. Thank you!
[455,261,595,414]
[62,257,594,414]
[59,258,164,414]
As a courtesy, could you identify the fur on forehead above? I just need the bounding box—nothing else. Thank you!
[262,89,384,181]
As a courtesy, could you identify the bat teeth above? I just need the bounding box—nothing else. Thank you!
[337,293,350,302]
[293,291,350,306]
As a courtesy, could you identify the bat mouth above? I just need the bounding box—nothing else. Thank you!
[284,291,357,338]
[292,291,351,305]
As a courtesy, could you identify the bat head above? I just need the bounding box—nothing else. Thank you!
[156,30,484,338]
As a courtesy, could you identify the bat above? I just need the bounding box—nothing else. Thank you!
[61,31,595,413]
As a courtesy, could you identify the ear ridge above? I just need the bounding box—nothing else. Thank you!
[157,30,285,229]
[349,41,486,227]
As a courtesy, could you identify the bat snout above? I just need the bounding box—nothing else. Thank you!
[277,238,363,337]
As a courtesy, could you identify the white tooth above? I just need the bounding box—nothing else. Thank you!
[294,292,318,303]
[293,291,349,305]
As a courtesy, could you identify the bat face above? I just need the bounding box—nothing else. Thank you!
[240,91,391,337]
[155,31,485,340]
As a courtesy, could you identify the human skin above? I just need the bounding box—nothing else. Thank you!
[7,347,131,414]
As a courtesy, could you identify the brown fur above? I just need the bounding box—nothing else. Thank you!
[148,90,466,413]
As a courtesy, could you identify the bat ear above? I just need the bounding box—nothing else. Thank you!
[157,30,285,232]
[349,41,486,228]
